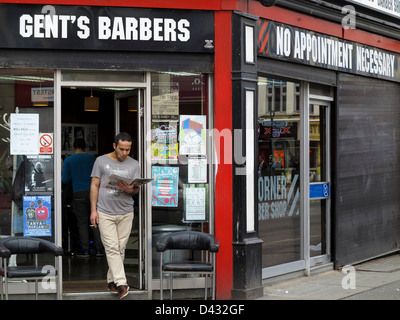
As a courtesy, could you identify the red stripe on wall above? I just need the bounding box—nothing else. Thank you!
[214,10,233,300]
[0,0,220,10]
[258,20,269,54]
[258,20,267,43]
[344,28,400,53]
[249,2,343,37]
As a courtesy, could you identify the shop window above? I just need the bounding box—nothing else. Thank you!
[0,69,54,240]
[150,72,209,278]
[258,78,300,115]
[257,75,301,268]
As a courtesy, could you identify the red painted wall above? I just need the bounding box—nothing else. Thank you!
[248,2,400,54]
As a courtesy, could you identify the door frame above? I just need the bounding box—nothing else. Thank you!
[308,95,333,270]
[54,70,152,299]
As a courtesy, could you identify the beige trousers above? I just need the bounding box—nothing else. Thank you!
[98,211,133,287]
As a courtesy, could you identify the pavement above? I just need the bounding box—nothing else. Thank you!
[258,253,400,300]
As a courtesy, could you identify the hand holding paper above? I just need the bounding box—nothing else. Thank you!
[102,174,153,190]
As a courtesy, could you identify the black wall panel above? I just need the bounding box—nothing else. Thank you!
[335,73,400,267]
[0,49,213,73]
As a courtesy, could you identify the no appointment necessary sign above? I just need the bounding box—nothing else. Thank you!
[258,19,400,83]
[0,4,215,53]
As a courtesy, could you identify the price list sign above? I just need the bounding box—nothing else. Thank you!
[10,113,39,155]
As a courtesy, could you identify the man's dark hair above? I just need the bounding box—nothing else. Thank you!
[114,132,133,146]
[73,138,86,150]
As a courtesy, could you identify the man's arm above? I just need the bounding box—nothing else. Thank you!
[90,177,101,228]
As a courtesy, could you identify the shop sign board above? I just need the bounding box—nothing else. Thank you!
[0,4,214,53]
[346,0,400,20]
[258,19,400,83]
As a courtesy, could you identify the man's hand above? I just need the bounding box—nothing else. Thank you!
[90,210,99,228]
[117,180,140,195]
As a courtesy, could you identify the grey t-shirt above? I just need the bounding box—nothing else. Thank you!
[91,154,140,215]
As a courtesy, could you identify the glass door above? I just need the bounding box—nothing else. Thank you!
[59,71,148,294]
[257,77,303,276]
[309,100,331,267]
[116,89,146,289]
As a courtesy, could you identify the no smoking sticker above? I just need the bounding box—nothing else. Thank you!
[39,133,53,154]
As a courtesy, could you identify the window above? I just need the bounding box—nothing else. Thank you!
[150,72,211,278]
[0,69,54,239]
[257,76,301,268]
[258,78,300,114]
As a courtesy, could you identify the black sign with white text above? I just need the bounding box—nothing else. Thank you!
[0,4,215,53]
[258,19,400,82]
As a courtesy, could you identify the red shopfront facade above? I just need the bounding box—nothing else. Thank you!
[1,0,400,300]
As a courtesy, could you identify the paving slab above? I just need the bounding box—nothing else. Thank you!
[259,254,400,300]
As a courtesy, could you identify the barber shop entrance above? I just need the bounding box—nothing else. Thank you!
[58,70,213,299]
[60,70,149,296]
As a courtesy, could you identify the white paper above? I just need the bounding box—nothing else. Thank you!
[188,156,207,183]
[10,113,39,155]
[102,174,152,190]
[185,187,206,221]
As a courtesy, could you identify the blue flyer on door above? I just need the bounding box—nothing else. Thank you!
[151,166,179,207]
[23,195,52,237]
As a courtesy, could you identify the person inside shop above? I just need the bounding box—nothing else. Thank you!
[258,153,268,177]
[90,132,141,299]
[62,138,104,258]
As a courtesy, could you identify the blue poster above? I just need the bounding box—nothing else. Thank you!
[23,195,52,237]
[151,166,179,207]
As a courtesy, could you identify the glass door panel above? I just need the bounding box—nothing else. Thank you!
[257,77,302,268]
[150,72,210,284]
[309,101,330,263]
[117,89,145,289]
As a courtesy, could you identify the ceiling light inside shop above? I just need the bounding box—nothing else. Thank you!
[84,89,99,112]
[128,97,137,112]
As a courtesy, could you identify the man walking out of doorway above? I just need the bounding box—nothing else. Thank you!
[90,132,141,299]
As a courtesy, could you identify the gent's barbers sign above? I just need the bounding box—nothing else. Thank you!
[0,4,214,52]
[258,19,400,82]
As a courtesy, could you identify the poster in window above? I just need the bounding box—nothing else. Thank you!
[151,82,179,120]
[183,184,208,222]
[23,195,52,237]
[62,123,98,155]
[179,115,207,155]
[151,120,178,163]
[25,155,53,195]
[151,166,179,207]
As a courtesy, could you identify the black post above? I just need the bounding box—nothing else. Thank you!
[231,12,264,300]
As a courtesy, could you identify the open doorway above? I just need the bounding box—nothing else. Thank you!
[60,86,144,293]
